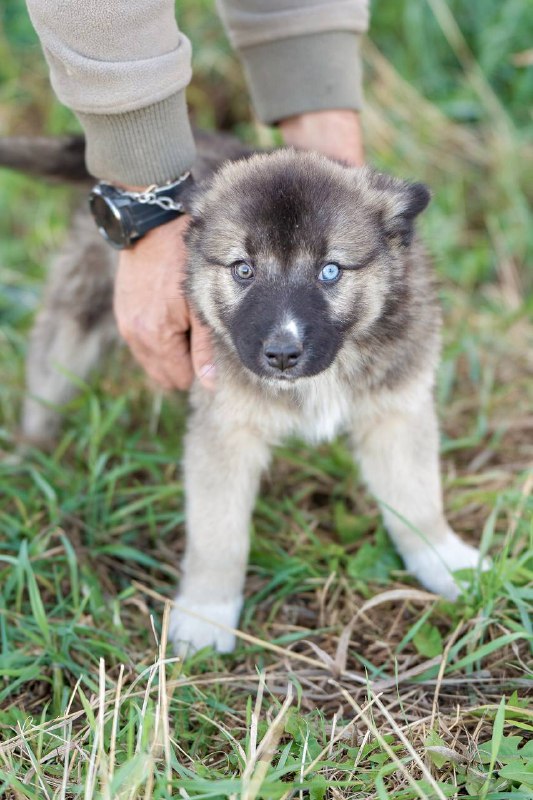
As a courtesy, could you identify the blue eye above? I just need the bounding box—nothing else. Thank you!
[318,263,341,283]
[233,261,255,281]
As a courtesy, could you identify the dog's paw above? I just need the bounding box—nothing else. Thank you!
[169,595,242,657]
[404,532,491,600]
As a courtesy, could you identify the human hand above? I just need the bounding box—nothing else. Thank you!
[279,109,364,167]
[114,215,215,391]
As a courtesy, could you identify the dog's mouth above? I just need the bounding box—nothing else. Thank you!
[242,350,335,383]
[240,360,306,382]
[262,367,303,382]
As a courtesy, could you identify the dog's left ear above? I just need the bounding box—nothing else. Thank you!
[362,169,431,247]
[384,181,431,247]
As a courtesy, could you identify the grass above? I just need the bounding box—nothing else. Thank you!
[0,0,532,797]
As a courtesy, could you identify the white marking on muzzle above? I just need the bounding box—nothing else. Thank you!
[283,319,300,338]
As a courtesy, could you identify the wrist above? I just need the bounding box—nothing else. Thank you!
[279,109,364,167]
[89,173,193,250]
[118,213,190,259]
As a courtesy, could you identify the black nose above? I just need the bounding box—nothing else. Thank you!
[263,337,303,371]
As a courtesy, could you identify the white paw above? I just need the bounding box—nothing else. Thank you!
[169,595,243,656]
[21,401,61,447]
[403,532,491,600]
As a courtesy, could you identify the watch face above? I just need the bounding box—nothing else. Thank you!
[89,191,127,248]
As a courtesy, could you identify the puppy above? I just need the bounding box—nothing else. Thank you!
[0,134,488,654]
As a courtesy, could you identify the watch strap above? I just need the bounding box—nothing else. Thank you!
[122,171,193,213]
[121,198,184,243]
[122,173,194,242]
[89,172,194,248]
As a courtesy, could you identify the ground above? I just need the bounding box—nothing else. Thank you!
[0,1,532,798]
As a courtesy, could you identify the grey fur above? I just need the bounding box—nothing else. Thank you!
[21,209,116,445]
[4,131,254,444]
[1,133,489,653]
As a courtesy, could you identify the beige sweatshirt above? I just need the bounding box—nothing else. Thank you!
[26,0,369,185]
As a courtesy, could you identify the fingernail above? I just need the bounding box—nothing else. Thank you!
[199,363,216,380]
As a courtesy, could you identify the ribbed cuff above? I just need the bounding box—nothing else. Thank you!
[76,90,196,186]
[239,31,363,124]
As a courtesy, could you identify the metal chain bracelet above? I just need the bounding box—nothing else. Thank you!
[133,193,185,212]
[123,170,191,213]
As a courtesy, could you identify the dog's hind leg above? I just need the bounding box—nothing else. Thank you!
[21,209,117,445]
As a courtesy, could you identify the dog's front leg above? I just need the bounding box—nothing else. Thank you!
[352,389,488,599]
[170,406,271,655]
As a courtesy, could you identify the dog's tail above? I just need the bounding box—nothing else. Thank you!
[0,129,257,185]
[0,135,91,182]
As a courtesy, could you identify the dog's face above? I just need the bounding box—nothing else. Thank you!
[186,150,430,383]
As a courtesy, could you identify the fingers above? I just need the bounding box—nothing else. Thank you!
[128,342,175,390]
[112,217,215,393]
[127,335,193,392]
[116,309,194,391]
[118,311,210,392]
[118,312,210,392]
[127,322,214,392]
[160,331,194,391]
[190,312,216,391]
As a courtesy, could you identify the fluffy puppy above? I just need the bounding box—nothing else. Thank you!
[172,149,487,652]
[0,135,489,654]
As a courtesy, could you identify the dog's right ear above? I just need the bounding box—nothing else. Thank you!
[184,181,211,223]
[183,186,210,248]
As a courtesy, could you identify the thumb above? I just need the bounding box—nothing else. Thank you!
[190,312,216,390]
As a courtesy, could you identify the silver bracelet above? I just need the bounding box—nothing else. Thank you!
[122,171,191,213]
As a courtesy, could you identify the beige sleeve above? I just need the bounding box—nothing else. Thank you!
[26,1,369,185]
[26,0,196,185]
[217,0,370,122]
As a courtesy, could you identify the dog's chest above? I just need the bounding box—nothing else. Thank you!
[295,380,353,444]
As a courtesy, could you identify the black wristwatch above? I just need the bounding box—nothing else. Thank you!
[88,171,193,249]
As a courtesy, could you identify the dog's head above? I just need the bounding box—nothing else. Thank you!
[186,150,430,383]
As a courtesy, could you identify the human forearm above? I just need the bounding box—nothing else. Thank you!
[279,110,364,166]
